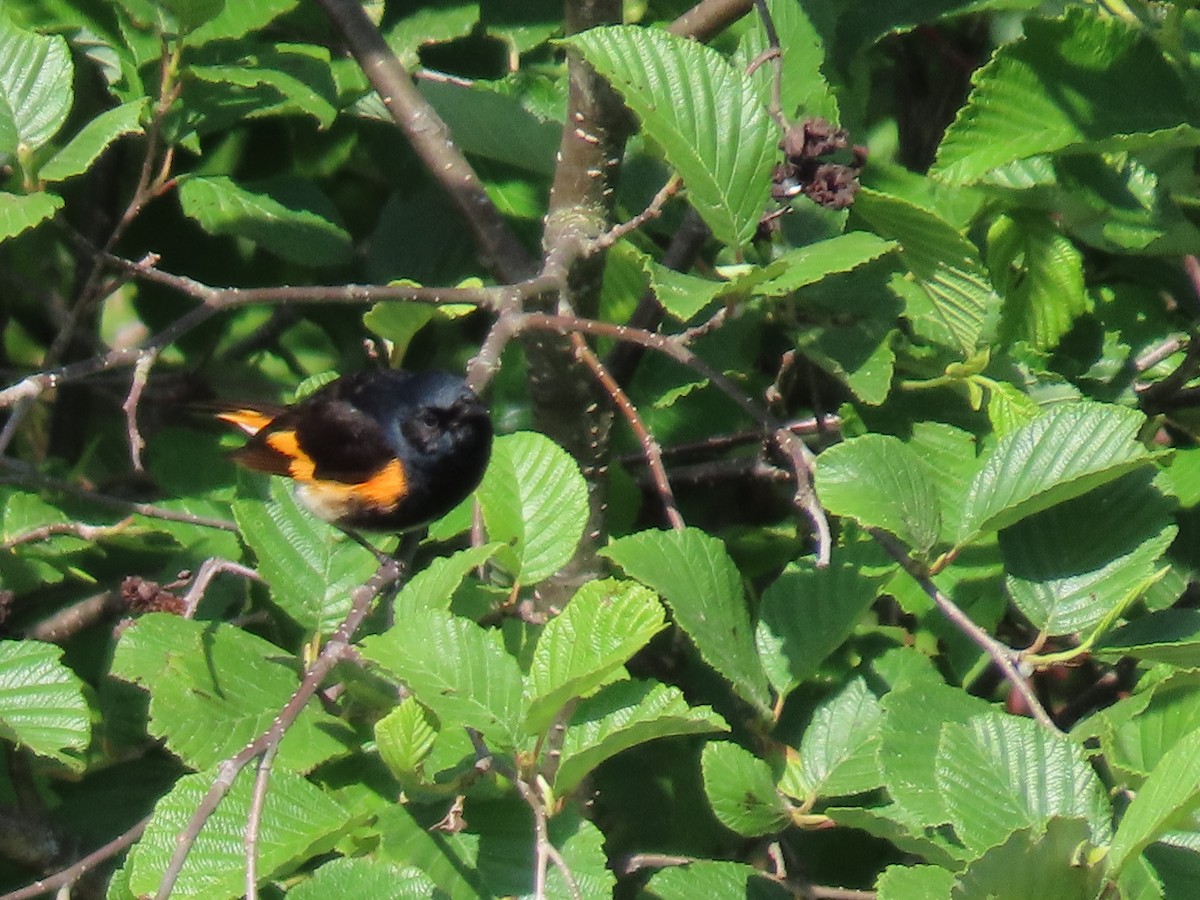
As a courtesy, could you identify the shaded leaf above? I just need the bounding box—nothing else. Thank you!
[756,544,891,696]
[952,817,1103,899]
[701,741,790,837]
[988,213,1089,349]
[1001,470,1176,634]
[178,175,351,266]
[854,188,1000,356]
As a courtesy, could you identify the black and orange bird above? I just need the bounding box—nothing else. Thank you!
[215,369,492,532]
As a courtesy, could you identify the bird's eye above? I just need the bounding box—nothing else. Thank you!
[403,408,443,449]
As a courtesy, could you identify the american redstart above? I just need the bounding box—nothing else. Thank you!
[214,369,492,531]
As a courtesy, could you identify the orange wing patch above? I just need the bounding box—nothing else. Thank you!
[265,430,317,481]
[354,458,407,508]
[214,408,277,436]
[295,459,408,523]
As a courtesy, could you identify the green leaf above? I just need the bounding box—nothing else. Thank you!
[1097,610,1200,668]
[360,610,526,749]
[988,213,1089,349]
[907,422,980,544]
[641,259,726,323]
[1081,671,1200,780]
[933,9,1200,184]
[815,434,942,555]
[566,25,776,247]
[879,683,998,826]
[393,543,502,618]
[0,190,62,241]
[177,175,351,267]
[701,741,791,837]
[128,767,347,900]
[110,613,348,771]
[984,380,1041,438]
[362,301,436,366]
[877,864,956,900]
[39,99,146,183]
[854,188,1000,356]
[0,13,73,158]
[419,79,559,177]
[791,678,883,800]
[756,543,891,696]
[0,640,89,770]
[155,0,225,32]
[375,698,438,779]
[288,858,437,900]
[377,800,614,899]
[185,0,299,45]
[828,803,967,870]
[645,860,790,900]
[953,817,1103,900]
[935,712,1110,853]
[603,528,772,717]
[233,479,379,634]
[477,432,588,584]
[958,401,1154,544]
[1001,470,1176,634]
[753,232,898,297]
[525,578,665,734]
[556,679,728,795]
[1108,728,1200,878]
[742,0,839,122]
[186,42,337,128]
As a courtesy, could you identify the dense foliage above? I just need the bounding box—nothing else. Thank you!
[2,0,1200,898]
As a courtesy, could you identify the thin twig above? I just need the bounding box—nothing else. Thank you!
[669,0,754,41]
[24,591,124,643]
[590,176,683,253]
[0,465,237,531]
[512,312,831,560]
[0,814,150,900]
[468,731,582,900]
[870,528,1058,732]
[153,553,408,900]
[313,0,535,283]
[244,740,280,900]
[0,516,134,550]
[180,558,262,619]
[572,335,684,529]
[123,351,157,471]
[751,0,787,127]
